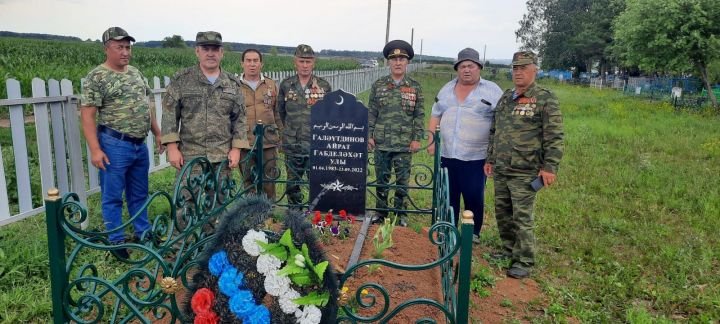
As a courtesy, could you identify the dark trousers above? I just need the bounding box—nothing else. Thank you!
[441,157,486,235]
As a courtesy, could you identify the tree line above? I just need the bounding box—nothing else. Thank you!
[516,0,719,107]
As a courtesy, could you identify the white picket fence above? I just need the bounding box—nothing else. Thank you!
[0,63,427,227]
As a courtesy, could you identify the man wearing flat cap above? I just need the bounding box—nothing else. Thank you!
[427,48,502,242]
[162,31,248,193]
[368,39,424,226]
[80,27,163,257]
[277,44,332,208]
[484,51,564,279]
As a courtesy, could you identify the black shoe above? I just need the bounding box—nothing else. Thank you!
[507,266,530,279]
[110,241,130,259]
[396,217,408,227]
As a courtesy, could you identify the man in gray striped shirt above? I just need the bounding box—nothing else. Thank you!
[427,48,502,242]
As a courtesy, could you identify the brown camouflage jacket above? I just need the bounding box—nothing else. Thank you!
[238,74,283,149]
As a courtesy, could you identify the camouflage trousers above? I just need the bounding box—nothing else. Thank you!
[240,147,278,200]
[493,173,537,268]
[374,150,412,216]
[285,154,309,208]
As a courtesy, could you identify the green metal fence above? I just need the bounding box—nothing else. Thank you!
[43,124,474,323]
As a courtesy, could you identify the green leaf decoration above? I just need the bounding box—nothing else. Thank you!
[313,261,329,282]
[257,241,288,261]
[289,272,313,286]
[292,291,330,306]
[277,262,304,277]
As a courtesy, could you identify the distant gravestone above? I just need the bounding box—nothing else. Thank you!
[635,86,642,95]
[309,90,368,216]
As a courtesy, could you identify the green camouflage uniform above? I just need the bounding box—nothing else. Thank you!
[486,82,564,268]
[277,74,332,206]
[81,64,151,138]
[368,75,425,216]
[161,65,248,163]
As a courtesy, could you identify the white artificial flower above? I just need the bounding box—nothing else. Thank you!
[279,288,301,314]
[264,272,291,296]
[242,229,267,257]
[295,305,322,324]
[256,254,282,275]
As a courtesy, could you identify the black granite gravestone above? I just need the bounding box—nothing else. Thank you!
[309,90,368,216]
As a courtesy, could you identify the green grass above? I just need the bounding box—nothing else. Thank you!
[1,66,719,322]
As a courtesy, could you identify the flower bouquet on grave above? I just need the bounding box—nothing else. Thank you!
[185,196,339,324]
[311,210,356,244]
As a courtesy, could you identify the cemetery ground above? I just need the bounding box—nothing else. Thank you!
[1,68,719,322]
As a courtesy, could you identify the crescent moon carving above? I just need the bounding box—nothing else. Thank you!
[335,95,344,106]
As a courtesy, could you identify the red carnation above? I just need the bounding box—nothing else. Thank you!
[312,211,322,225]
[191,288,215,314]
[339,210,347,219]
[347,215,356,224]
[194,312,219,324]
[325,211,334,224]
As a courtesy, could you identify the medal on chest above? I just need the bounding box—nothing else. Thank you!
[306,79,325,107]
[263,87,275,108]
[513,97,537,116]
[400,86,417,111]
[286,89,298,102]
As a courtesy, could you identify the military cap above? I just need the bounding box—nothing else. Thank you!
[295,44,315,58]
[383,40,414,60]
[196,31,223,46]
[453,47,483,70]
[512,51,537,66]
[102,27,135,44]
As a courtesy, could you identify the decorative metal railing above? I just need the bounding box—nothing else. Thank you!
[44,124,474,323]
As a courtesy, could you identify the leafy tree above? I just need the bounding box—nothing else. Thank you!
[161,35,187,48]
[613,0,720,107]
[270,46,278,56]
[516,0,623,74]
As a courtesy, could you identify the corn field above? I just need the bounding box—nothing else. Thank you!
[0,37,360,97]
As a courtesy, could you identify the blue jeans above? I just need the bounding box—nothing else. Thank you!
[441,157,486,235]
[98,131,151,243]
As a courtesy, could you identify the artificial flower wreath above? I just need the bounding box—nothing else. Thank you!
[185,195,339,323]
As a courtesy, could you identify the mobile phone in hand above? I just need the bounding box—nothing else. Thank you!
[531,177,545,191]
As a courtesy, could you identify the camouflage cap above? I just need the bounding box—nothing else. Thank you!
[102,27,135,44]
[295,44,315,58]
[196,31,223,46]
[383,40,414,60]
[512,51,537,66]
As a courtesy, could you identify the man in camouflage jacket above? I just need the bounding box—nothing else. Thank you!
[368,40,424,226]
[484,51,564,279]
[277,44,332,208]
[161,31,248,174]
[80,27,162,254]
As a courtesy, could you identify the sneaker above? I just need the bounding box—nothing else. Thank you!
[472,234,481,244]
[507,265,530,279]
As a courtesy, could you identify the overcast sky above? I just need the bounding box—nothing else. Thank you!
[0,0,528,59]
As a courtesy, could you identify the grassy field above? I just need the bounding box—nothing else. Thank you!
[0,66,719,322]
